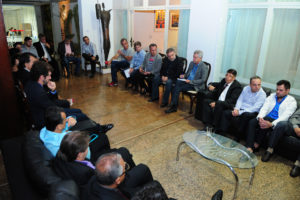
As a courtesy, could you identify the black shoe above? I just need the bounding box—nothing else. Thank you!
[165,106,177,114]
[290,165,300,177]
[261,151,272,162]
[211,189,223,200]
[148,98,158,102]
[89,74,94,78]
[100,124,114,133]
[160,103,168,108]
[140,89,146,95]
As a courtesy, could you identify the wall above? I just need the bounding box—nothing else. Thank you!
[167,10,179,51]
[51,2,61,51]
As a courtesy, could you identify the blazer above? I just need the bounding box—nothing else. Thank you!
[17,68,31,86]
[257,93,297,126]
[184,61,209,91]
[58,40,76,59]
[160,56,184,81]
[141,53,162,76]
[33,42,54,59]
[24,81,56,128]
[289,109,300,128]
[210,78,242,109]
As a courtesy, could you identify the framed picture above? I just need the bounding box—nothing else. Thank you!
[169,13,179,30]
[154,10,165,31]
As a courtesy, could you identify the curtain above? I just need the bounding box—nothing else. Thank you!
[221,9,266,78]
[177,9,190,58]
[113,10,128,51]
[263,9,300,89]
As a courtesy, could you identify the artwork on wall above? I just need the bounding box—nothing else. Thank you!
[155,10,165,31]
[170,13,179,30]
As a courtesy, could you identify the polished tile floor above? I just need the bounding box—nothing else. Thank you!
[1,72,300,200]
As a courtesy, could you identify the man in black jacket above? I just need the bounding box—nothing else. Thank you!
[197,69,242,130]
[33,33,60,81]
[17,52,38,86]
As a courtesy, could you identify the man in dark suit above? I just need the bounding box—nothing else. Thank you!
[58,37,81,77]
[17,52,38,86]
[197,69,242,130]
[33,33,60,81]
[165,50,209,113]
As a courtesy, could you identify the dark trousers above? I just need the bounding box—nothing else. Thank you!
[162,79,176,105]
[111,60,130,83]
[49,58,60,81]
[151,75,162,99]
[171,80,195,107]
[218,111,258,137]
[136,73,154,94]
[63,56,81,74]
[82,53,97,74]
[246,116,275,149]
[64,108,89,122]
[128,69,140,89]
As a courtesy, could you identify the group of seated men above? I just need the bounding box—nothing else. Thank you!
[105,38,300,178]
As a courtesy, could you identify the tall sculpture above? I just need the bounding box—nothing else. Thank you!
[96,3,111,61]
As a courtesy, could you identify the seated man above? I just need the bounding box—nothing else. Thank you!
[85,152,153,199]
[217,76,266,139]
[58,36,81,77]
[165,50,208,113]
[127,41,146,91]
[137,43,162,97]
[260,109,300,177]
[153,48,184,107]
[17,52,38,86]
[107,38,134,86]
[197,69,242,129]
[82,36,99,78]
[21,37,39,58]
[33,33,60,81]
[245,80,297,153]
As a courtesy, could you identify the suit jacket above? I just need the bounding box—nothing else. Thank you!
[24,81,56,128]
[33,42,54,59]
[17,68,31,86]
[141,53,162,76]
[210,78,242,109]
[160,56,184,81]
[184,61,209,91]
[58,40,76,59]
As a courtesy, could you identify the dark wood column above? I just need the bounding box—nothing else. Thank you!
[0,0,22,139]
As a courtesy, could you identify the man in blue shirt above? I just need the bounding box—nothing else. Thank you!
[82,36,99,78]
[216,76,266,139]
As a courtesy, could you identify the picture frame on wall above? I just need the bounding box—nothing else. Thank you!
[169,13,179,30]
[154,10,165,31]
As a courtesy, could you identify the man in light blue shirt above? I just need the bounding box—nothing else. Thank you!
[217,76,266,140]
[82,36,99,78]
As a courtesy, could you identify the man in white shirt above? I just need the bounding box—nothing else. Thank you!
[82,36,99,78]
[216,76,266,139]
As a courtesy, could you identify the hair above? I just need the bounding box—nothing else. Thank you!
[82,36,89,41]
[120,38,127,45]
[30,61,53,81]
[24,37,32,42]
[38,33,45,39]
[56,131,90,162]
[13,42,22,48]
[149,43,157,49]
[134,41,141,48]
[277,80,290,90]
[193,50,203,59]
[131,181,169,200]
[249,75,261,84]
[9,51,20,67]
[45,106,65,131]
[65,35,73,40]
[166,48,175,54]
[18,52,37,70]
[227,69,237,77]
[95,152,123,185]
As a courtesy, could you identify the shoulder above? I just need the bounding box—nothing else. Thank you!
[286,95,296,102]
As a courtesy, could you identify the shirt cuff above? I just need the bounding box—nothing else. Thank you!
[50,90,57,95]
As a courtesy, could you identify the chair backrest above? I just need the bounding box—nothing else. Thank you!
[203,61,211,89]
[180,57,188,73]
[159,53,166,59]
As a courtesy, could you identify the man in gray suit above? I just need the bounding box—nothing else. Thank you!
[165,50,208,113]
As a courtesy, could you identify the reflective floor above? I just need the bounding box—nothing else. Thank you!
[1,72,300,200]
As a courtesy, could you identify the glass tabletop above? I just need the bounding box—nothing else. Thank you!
[183,130,258,169]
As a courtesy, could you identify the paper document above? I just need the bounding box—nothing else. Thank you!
[177,78,187,81]
[124,68,130,78]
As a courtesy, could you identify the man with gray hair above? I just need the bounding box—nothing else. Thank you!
[165,50,209,113]
[85,152,153,199]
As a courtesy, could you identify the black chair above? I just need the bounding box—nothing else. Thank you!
[182,61,211,114]
[84,60,101,75]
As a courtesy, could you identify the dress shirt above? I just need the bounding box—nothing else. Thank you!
[187,63,199,81]
[65,43,72,55]
[234,86,266,115]
[267,95,287,120]
[218,81,233,101]
[82,42,95,55]
[41,42,51,61]
[21,45,39,58]
[130,49,146,70]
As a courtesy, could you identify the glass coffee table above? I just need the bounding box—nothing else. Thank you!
[176,130,258,200]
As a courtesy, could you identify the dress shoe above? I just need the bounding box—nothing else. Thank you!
[261,151,272,162]
[100,124,114,133]
[290,165,300,177]
[211,189,223,200]
[160,103,168,108]
[165,106,177,113]
[148,98,158,102]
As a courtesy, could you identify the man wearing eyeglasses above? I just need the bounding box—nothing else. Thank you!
[86,152,154,199]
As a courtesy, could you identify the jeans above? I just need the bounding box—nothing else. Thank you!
[63,56,81,74]
[111,60,129,83]
[171,80,194,107]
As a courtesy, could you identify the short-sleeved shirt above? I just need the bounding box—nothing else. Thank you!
[120,47,134,63]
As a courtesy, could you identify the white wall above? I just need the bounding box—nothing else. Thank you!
[186,0,227,82]
[51,2,61,51]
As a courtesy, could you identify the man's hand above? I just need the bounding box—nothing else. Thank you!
[47,81,56,91]
[162,76,168,82]
[232,109,239,117]
[67,98,73,106]
[67,117,77,127]
[208,85,215,91]
[185,79,190,83]
[294,127,300,137]
[42,57,48,63]
[129,68,134,74]
[179,74,185,79]
[71,52,74,56]
[117,49,124,57]
[210,102,216,108]
[91,56,96,61]
[259,118,272,129]
[45,42,50,49]
[144,72,150,75]
[139,67,144,73]
[107,60,112,65]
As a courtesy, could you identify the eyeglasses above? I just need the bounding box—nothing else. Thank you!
[119,162,130,177]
